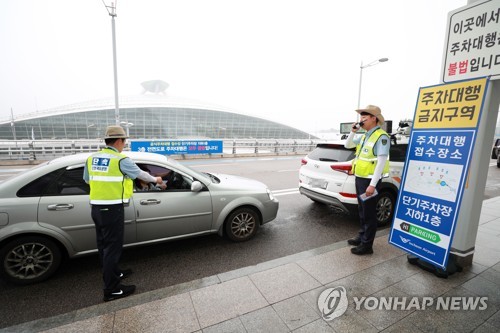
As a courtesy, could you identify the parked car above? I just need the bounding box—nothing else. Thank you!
[0,152,279,285]
[492,138,500,168]
[299,138,408,226]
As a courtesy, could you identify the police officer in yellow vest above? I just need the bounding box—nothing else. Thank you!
[344,105,390,255]
[83,125,165,301]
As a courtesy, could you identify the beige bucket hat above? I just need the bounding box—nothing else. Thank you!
[104,125,128,139]
[355,105,385,125]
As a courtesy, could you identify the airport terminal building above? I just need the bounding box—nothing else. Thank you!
[0,84,314,141]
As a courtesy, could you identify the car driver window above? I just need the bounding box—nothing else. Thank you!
[135,164,171,192]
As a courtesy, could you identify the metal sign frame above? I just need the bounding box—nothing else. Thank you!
[389,77,489,269]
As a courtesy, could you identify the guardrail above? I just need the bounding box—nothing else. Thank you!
[0,139,320,163]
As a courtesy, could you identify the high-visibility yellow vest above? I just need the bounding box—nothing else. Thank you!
[87,148,133,204]
[352,128,390,178]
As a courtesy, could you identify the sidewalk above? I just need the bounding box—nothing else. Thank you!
[3,198,500,333]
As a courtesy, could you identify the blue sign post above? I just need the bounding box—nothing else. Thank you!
[389,77,489,269]
[130,140,223,155]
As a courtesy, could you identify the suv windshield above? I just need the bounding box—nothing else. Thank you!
[308,144,355,162]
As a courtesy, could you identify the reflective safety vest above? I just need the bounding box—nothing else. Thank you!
[352,128,390,178]
[87,148,133,204]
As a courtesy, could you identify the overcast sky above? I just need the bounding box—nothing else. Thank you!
[0,0,468,133]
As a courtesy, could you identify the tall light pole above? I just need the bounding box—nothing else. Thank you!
[10,108,17,147]
[102,1,120,125]
[120,121,134,137]
[87,123,100,139]
[357,57,389,110]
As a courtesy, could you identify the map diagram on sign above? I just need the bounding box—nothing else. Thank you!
[403,160,462,203]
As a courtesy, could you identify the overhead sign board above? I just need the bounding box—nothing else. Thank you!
[130,140,223,155]
[443,0,500,82]
[389,77,489,269]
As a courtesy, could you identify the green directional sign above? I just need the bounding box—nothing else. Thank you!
[409,224,441,244]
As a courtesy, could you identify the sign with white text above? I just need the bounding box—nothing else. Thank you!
[130,140,223,155]
[389,77,489,269]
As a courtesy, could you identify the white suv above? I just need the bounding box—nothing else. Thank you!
[298,139,408,225]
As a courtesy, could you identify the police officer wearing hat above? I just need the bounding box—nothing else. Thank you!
[344,105,390,255]
[83,125,165,301]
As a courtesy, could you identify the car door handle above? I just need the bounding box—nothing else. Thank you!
[47,204,74,211]
[140,199,161,205]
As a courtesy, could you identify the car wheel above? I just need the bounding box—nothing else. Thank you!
[497,155,500,168]
[0,236,62,285]
[376,191,395,226]
[225,207,260,242]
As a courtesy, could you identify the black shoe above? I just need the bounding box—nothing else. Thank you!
[347,237,361,246]
[119,269,133,279]
[103,284,136,302]
[351,244,373,255]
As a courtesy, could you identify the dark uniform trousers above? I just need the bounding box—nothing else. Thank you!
[355,177,382,248]
[91,204,124,293]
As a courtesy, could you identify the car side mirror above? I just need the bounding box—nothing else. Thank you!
[191,181,203,192]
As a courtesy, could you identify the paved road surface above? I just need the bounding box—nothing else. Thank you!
[0,157,499,328]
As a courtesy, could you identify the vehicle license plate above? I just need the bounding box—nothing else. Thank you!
[309,177,327,189]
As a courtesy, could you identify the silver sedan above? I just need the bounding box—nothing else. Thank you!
[0,152,279,285]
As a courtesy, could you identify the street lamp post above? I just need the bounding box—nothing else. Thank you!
[102,1,120,125]
[120,121,134,137]
[10,108,17,145]
[87,123,99,139]
[357,57,389,111]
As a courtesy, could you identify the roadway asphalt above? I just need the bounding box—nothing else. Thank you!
[0,157,499,328]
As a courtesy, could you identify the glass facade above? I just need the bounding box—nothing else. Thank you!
[0,106,315,140]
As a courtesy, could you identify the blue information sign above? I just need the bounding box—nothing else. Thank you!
[389,77,489,269]
[130,140,223,155]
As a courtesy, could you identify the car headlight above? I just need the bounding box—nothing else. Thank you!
[266,188,275,200]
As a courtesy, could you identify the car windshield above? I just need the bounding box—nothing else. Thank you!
[307,144,355,162]
[165,158,212,183]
